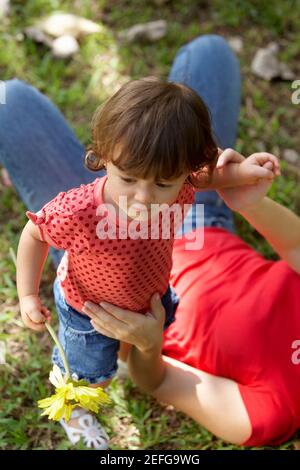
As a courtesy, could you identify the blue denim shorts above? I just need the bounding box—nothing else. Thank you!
[51,277,179,384]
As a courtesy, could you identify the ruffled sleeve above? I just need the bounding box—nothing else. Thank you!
[26,191,78,251]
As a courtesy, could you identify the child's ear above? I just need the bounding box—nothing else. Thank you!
[84,150,107,172]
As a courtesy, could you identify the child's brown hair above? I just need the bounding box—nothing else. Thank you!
[85,76,218,187]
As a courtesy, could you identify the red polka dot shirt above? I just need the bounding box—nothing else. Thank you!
[26,175,195,314]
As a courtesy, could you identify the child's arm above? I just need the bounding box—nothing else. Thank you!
[17,220,51,331]
[238,197,300,275]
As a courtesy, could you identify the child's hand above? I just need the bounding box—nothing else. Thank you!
[216,148,281,184]
[216,149,281,212]
[20,294,52,332]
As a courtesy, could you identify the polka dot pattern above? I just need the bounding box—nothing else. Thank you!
[26,177,195,314]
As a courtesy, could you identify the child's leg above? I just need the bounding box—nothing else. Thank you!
[52,278,119,448]
[118,341,132,361]
[89,378,113,388]
[168,35,240,234]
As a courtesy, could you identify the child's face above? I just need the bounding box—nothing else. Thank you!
[104,160,188,220]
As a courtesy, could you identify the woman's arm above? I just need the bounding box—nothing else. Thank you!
[239,197,300,274]
[215,150,300,274]
[128,344,252,444]
[82,296,252,444]
[127,344,166,393]
[149,355,251,445]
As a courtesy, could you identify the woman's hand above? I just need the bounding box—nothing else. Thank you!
[82,293,166,354]
[216,149,281,212]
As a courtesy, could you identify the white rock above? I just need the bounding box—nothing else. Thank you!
[36,12,103,39]
[118,20,167,43]
[251,43,295,81]
[24,26,53,48]
[283,149,299,164]
[279,62,296,81]
[228,36,243,53]
[251,44,280,80]
[51,35,79,59]
[0,0,10,18]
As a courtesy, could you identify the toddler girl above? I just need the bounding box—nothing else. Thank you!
[17,77,278,448]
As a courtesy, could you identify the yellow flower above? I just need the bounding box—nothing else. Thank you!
[38,365,112,422]
[4,249,113,425]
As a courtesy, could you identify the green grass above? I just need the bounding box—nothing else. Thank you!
[0,0,300,450]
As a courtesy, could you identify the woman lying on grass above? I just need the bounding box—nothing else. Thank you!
[1,35,299,448]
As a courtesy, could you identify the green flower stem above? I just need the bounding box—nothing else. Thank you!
[45,322,71,380]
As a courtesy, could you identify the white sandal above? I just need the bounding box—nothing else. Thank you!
[60,408,109,449]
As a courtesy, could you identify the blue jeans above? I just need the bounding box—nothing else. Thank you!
[0,34,241,381]
[168,35,240,235]
[52,277,178,383]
